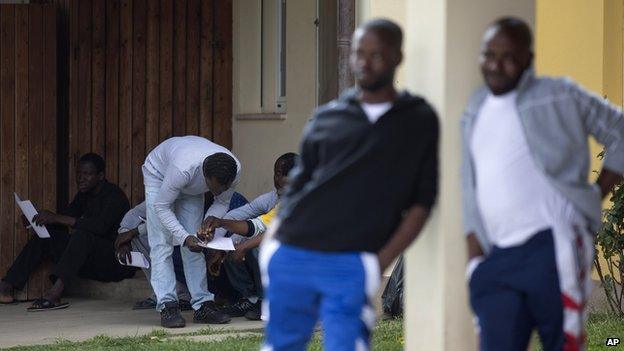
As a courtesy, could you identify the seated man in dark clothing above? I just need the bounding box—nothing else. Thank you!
[0,153,135,310]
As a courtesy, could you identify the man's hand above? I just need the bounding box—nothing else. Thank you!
[20,215,30,229]
[376,206,430,275]
[198,216,221,242]
[116,243,132,265]
[596,168,623,199]
[184,236,203,253]
[466,232,484,261]
[377,254,393,274]
[229,244,248,263]
[207,250,225,276]
[115,228,138,250]
[465,232,485,281]
[32,210,58,226]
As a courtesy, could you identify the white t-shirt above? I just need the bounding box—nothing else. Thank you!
[361,102,392,123]
[470,91,578,248]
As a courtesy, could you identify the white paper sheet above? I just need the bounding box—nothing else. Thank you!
[118,251,150,269]
[14,193,51,239]
[197,236,235,251]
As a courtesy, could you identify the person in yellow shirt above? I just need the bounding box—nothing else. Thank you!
[206,206,277,262]
[200,206,276,321]
[199,153,297,320]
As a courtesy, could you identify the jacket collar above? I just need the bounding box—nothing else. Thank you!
[339,86,415,109]
[516,66,535,93]
[464,66,535,118]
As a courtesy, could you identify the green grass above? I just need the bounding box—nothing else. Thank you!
[5,313,621,351]
[2,319,403,351]
[3,330,264,351]
[532,312,624,351]
[581,312,623,350]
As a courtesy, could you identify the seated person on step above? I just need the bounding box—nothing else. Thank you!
[0,153,135,310]
[199,152,298,320]
[114,201,193,311]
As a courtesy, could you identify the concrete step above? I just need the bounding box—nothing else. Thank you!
[65,271,392,314]
[66,273,153,302]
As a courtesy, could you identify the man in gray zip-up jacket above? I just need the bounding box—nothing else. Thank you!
[462,18,624,351]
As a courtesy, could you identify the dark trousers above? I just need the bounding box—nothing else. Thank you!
[223,248,262,299]
[3,228,134,289]
[469,230,564,351]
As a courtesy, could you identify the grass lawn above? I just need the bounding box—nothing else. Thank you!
[4,313,622,350]
[532,312,624,351]
[584,313,624,350]
[3,318,403,351]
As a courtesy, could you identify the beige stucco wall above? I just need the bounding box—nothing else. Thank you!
[232,0,318,198]
[359,0,535,349]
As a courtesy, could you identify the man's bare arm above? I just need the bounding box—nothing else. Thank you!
[217,218,252,236]
[377,205,431,273]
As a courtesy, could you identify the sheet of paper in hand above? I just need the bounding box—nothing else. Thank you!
[197,236,235,251]
[118,251,150,269]
[14,192,51,239]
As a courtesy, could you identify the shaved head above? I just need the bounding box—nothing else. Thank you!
[480,17,533,95]
[350,19,403,94]
[485,17,532,52]
[356,18,403,52]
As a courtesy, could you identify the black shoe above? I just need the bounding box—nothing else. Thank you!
[160,301,186,328]
[218,298,258,318]
[133,297,157,310]
[244,303,262,321]
[193,301,231,324]
[179,299,192,311]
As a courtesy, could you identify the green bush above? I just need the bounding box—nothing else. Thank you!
[594,176,624,316]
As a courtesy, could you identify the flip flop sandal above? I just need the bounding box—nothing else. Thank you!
[27,298,69,312]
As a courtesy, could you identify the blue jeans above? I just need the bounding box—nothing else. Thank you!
[145,186,212,311]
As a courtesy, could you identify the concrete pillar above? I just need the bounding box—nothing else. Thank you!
[396,1,535,350]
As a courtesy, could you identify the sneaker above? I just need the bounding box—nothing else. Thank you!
[160,301,186,328]
[244,303,261,321]
[179,299,192,311]
[193,301,231,324]
[218,298,258,317]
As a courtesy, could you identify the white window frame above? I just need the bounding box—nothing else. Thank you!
[274,0,287,113]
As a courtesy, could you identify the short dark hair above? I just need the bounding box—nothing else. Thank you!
[275,152,299,175]
[203,152,238,185]
[490,17,533,50]
[79,153,105,174]
[359,18,403,50]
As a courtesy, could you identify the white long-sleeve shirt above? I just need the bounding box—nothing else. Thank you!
[142,136,241,244]
[118,201,147,235]
[213,190,279,244]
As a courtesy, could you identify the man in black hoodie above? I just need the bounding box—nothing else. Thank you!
[0,153,134,310]
[260,19,439,351]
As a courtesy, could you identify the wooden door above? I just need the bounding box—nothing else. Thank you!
[0,4,57,300]
[62,0,233,205]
